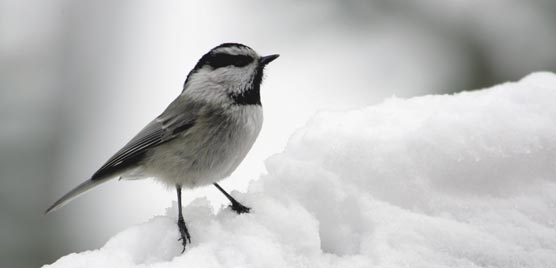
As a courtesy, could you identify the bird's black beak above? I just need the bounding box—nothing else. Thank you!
[259,54,280,66]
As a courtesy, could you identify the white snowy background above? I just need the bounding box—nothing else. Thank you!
[44,72,556,267]
[2,0,556,267]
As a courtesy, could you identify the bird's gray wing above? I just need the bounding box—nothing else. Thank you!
[45,106,199,214]
[45,98,205,214]
[46,119,179,214]
[92,110,197,180]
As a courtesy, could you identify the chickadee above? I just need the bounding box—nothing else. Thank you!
[45,43,279,252]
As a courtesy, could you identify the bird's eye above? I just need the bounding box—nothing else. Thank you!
[208,54,253,69]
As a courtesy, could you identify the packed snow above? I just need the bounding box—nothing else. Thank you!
[44,72,556,268]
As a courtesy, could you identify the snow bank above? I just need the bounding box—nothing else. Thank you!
[44,72,556,268]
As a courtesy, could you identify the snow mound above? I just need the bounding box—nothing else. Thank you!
[44,72,556,268]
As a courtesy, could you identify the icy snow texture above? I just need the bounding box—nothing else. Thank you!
[44,72,556,268]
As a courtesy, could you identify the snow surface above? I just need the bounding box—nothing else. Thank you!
[44,72,556,268]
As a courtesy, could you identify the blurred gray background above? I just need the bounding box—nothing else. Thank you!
[1,0,556,267]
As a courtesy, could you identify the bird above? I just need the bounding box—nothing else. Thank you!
[45,43,279,252]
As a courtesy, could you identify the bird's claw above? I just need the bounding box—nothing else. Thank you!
[177,217,191,253]
[230,201,251,214]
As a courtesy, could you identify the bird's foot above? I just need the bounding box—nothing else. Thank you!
[230,201,251,214]
[177,217,191,253]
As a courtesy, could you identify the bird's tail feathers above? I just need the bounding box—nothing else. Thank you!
[44,177,112,215]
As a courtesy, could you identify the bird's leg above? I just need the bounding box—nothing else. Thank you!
[213,183,251,214]
[176,184,191,253]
